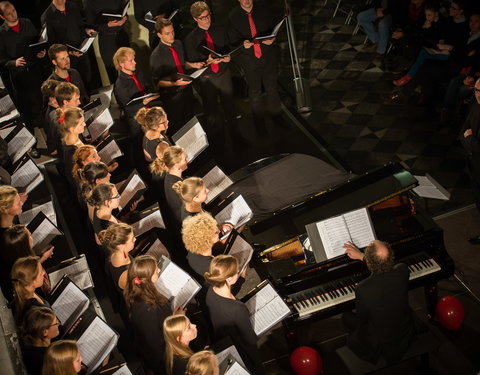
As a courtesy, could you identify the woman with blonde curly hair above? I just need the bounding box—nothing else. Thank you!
[185,350,219,375]
[204,255,262,374]
[123,255,183,374]
[163,314,197,375]
[135,106,171,162]
[42,340,82,375]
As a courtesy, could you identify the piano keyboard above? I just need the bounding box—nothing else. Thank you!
[290,255,441,318]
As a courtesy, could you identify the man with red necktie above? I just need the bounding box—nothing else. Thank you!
[150,18,203,131]
[185,1,247,145]
[228,0,286,135]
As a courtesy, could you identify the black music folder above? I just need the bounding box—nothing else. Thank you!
[63,309,119,374]
[28,24,49,54]
[116,169,147,216]
[0,119,36,163]
[128,203,165,237]
[155,256,201,309]
[96,135,123,166]
[252,17,286,41]
[26,211,63,255]
[223,229,253,273]
[241,280,291,336]
[47,254,94,290]
[171,116,208,162]
[47,275,90,333]
[202,44,242,58]
[174,66,208,82]
[130,229,170,260]
[66,34,97,54]
[83,85,114,120]
[9,154,44,194]
[19,200,57,226]
[100,1,129,20]
[86,107,114,142]
[144,9,178,24]
[0,90,19,123]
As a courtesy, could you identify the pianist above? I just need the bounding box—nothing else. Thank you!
[342,240,415,364]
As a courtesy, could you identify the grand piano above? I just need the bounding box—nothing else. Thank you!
[227,157,454,334]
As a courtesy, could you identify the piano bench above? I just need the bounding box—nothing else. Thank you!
[336,331,439,375]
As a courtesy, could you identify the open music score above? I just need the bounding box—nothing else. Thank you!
[19,200,57,226]
[214,195,253,232]
[48,254,94,290]
[0,121,35,163]
[202,165,233,204]
[172,116,208,162]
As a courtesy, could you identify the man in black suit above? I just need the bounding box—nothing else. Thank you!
[342,240,415,364]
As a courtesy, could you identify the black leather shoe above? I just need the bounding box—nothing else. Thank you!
[468,235,480,244]
[29,147,41,159]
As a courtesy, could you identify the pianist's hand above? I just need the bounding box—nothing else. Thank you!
[343,241,364,261]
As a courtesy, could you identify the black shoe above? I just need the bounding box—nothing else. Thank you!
[468,235,480,244]
[29,147,41,159]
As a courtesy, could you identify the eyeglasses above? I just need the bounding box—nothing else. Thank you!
[108,194,120,200]
[197,13,211,21]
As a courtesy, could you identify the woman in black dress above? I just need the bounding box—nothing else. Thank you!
[124,255,184,374]
[77,162,111,221]
[20,306,60,375]
[204,255,263,374]
[136,106,171,162]
[172,177,208,221]
[163,314,197,375]
[86,183,121,237]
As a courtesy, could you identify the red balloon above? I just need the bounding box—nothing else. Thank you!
[436,296,465,331]
[290,346,323,375]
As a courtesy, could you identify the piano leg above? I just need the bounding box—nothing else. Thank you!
[283,320,299,351]
[423,282,438,318]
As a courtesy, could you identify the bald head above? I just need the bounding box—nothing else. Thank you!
[364,240,395,273]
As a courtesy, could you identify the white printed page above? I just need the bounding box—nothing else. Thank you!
[190,66,208,79]
[228,235,253,272]
[172,277,200,308]
[97,139,123,165]
[215,195,253,229]
[131,210,165,236]
[113,365,133,375]
[315,215,350,259]
[88,108,113,141]
[19,201,56,226]
[48,256,94,290]
[51,282,89,327]
[216,346,246,369]
[155,261,190,298]
[244,283,290,336]
[119,174,145,210]
[79,36,95,53]
[343,208,375,248]
[8,126,35,163]
[203,166,233,204]
[174,121,207,161]
[145,238,170,261]
[225,362,250,375]
[30,218,61,254]
[0,94,16,116]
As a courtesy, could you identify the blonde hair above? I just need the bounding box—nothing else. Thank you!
[186,350,219,375]
[164,315,195,374]
[55,107,84,138]
[72,145,97,183]
[0,185,18,213]
[172,177,204,204]
[182,212,217,255]
[204,255,238,288]
[113,46,135,71]
[150,145,185,175]
[135,106,167,133]
[11,256,41,322]
[42,340,79,375]
[190,1,210,18]
[98,223,133,255]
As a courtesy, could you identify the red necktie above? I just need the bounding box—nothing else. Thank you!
[65,75,71,83]
[247,12,262,58]
[128,73,144,93]
[205,30,219,73]
[168,46,185,74]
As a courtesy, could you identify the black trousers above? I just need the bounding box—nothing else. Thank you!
[70,52,92,90]
[99,30,130,83]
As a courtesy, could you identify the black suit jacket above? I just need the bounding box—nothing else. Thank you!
[348,263,415,363]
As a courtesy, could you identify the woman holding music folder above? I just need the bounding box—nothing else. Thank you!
[21,306,60,375]
[78,162,111,221]
[124,255,184,374]
[204,255,263,374]
[186,350,219,375]
[163,314,197,375]
[136,106,172,162]
[42,340,83,375]
[72,145,118,186]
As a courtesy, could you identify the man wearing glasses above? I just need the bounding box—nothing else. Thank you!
[185,1,247,144]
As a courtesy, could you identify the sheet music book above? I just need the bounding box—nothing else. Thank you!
[87,107,114,142]
[117,170,147,216]
[219,354,250,375]
[155,256,201,309]
[305,207,376,261]
[202,165,233,204]
[19,200,56,226]
[223,230,253,273]
[48,276,90,333]
[241,280,291,336]
[65,309,119,374]
[67,34,97,54]
[130,230,170,260]
[175,66,208,81]
[48,254,94,290]
[26,211,63,255]
[253,17,286,40]
[145,9,177,23]
[125,92,158,106]
[0,92,19,123]
[171,116,208,162]
[0,120,36,163]
[102,1,129,19]
[84,85,114,120]
[214,195,253,231]
[413,174,451,200]
[28,24,48,52]
[96,135,123,165]
[129,203,165,237]
[92,360,132,375]
[216,345,246,369]
[168,9,179,20]
[202,44,242,58]
[9,155,44,194]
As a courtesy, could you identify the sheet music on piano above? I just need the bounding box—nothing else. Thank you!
[242,280,291,336]
[10,156,44,193]
[202,165,233,204]
[0,120,36,163]
[19,200,57,226]
[306,207,376,262]
[171,116,208,162]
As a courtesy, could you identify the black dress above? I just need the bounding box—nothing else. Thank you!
[106,258,129,294]
[205,287,263,374]
[92,208,115,235]
[171,355,189,375]
[21,345,47,375]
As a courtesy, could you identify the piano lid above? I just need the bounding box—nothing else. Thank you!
[243,162,418,248]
